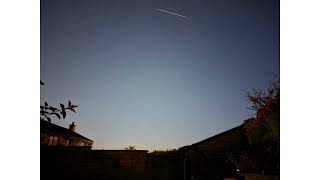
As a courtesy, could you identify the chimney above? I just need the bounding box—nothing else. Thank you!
[69,122,76,131]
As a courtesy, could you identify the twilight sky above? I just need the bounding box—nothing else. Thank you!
[41,0,279,150]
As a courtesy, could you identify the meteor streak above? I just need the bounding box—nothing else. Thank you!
[156,8,189,20]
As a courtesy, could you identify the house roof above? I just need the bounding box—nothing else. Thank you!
[179,124,247,160]
[41,120,93,142]
[192,125,244,146]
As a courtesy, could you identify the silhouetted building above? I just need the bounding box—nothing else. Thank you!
[178,125,248,180]
[40,120,93,147]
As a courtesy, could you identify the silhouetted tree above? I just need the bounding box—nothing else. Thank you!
[246,80,279,112]
[40,81,78,122]
[150,149,177,156]
[124,145,136,150]
[228,80,280,174]
[245,80,280,143]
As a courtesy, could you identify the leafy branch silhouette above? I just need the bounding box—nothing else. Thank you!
[40,80,78,122]
[246,80,280,111]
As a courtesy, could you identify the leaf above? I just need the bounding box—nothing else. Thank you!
[49,106,56,112]
[71,105,78,108]
[46,116,51,122]
[45,102,48,107]
[69,108,76,113]
[40,106,44,110]
[54,113,61,119]
[62,110,66,119]
[68,100,71,108]
[60,103,65,110]
[41,110,48,115]
[40,80,45,85]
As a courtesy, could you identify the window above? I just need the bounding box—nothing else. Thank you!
[66,140,69,146]
[48,136,54,146]
[48,136,58,146]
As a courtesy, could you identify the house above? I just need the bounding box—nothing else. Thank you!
[177,117,280,180]
[178,125,248,180]
[40,120,93,147]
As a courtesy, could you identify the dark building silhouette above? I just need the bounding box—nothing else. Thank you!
[40,120,93,147]
[178,125,247,180]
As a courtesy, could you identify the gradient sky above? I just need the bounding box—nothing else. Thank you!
[41,0,279,150]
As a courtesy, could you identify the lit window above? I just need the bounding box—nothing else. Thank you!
[48,136,58,146]
[52,137,58,146]
[48,136,54,146]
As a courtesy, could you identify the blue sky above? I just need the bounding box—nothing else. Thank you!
[41,0,279,150]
